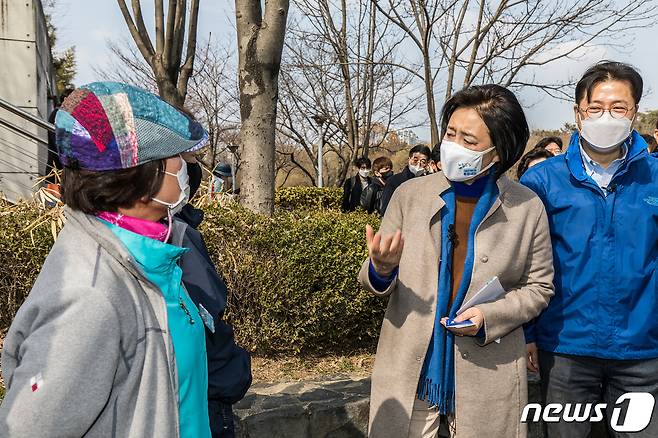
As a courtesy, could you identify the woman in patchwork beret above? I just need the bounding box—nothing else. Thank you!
[0,82,212,438]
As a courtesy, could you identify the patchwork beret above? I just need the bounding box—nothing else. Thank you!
[55,82,208,171]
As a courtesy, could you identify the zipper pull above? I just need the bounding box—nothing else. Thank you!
[179,297,195,325]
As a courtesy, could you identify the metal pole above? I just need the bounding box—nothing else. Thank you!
[231,153,237,193]
[0,97,55,133]
[318,134,324,188]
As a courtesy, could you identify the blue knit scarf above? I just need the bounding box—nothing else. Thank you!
[417,174,498,413]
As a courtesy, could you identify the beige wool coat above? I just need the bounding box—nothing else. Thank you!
[359,172,554,438]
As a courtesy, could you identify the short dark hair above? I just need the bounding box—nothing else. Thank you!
[409,144,431,159]
[575,61,643,105]
[372,156,393,172]
[354,157,372,168]
[61,160,165,214]
[430,144,441,162]
[641,133,658,152]
[516,148,553,180]
[534,136,563,153]
[440,84,530,178]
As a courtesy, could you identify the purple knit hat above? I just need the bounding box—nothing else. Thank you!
[55,82,208,171]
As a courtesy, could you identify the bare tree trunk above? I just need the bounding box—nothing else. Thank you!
[372,0,448,147]
[116,0,200,106]
[423,54,439,147]
[361,3,377,157]
[235,0,290,215]
[330,0,359,160]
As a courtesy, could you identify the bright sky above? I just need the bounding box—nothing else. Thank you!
[52,1,658,140]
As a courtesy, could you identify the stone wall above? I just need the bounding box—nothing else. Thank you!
[234,374,609,437]
[234,377,370,437]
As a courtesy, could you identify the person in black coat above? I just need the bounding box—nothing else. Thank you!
[379,144,431,214]
[360,156,393,215]
[176,161,252,438]
[341,157,372,212]
[45,88,74,183]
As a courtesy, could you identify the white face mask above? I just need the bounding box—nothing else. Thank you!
[579,112,633,152]
[440,140,495,182]
[359,169,370,178]
[152,158,190,242]
[408,164,425,176]
[152,157,190,216]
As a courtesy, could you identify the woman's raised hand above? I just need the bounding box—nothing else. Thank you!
[366,224,404,276]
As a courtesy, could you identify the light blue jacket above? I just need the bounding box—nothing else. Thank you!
[105,222,211,438]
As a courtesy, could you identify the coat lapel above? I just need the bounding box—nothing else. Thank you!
[423,173,451,257]
[480,174,510,225]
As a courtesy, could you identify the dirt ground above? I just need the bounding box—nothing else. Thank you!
[251,353,375,383]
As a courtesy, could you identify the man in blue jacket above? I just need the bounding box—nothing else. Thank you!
[521,61,658,437]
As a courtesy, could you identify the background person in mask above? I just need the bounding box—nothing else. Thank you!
[521,61,658,438]
[360,84,554,438]
[342,157,372,212]
[175,160,252,438]
[211,162,236,198]
[379,144,431,215]
[516,147,554,180]
[533,136,563,156]
[427,144,442,174]
[360,156,394,215]
[641,133,658,155]
[0,82,212,437]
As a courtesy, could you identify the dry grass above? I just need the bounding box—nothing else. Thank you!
[251,353,375,383]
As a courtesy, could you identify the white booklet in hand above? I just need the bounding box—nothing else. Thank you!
[457,276,506,315]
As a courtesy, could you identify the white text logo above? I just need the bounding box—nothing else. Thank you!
[521,392,655,432]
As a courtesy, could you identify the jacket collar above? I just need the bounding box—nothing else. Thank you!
[64,207,186,283]
[565,130,648,182]
[425,171,510,226]
[176,204,204,229]
[423,171,508,256]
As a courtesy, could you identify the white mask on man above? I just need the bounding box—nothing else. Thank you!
[440,140,495,182]
[408,164,425,176]
[579,112,633,152]
[359,169,371,178]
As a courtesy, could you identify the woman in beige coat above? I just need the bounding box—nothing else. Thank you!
[360,85,554,438]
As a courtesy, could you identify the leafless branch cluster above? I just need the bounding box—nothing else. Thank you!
[116,0,201,107]
[277,0,424,186]
[375,0,658,145]
[101,0,657,199]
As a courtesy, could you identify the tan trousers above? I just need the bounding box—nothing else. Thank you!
[408,398,455,438]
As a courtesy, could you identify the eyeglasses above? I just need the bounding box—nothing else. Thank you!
[409,157,428,166]
[578,105,636,119]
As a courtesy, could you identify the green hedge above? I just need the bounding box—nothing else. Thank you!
[0,204,56,330]
[0,190,385,355]
[274,187,343,211]
[201,204,384,354]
